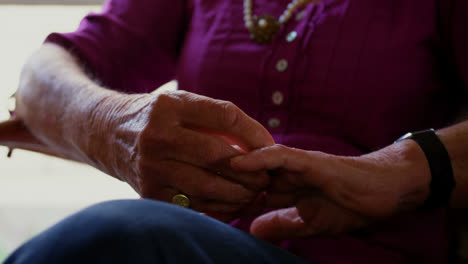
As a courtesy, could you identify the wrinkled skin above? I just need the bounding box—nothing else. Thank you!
[14,44,468,238]
[15,45,276,220]
[90,90,275,216]
[231,142,432,241]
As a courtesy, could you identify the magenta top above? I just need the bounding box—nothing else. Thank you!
[46,0,468,263]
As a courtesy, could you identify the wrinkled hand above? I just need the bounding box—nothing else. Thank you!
[231,143,430,240]
[95,90,274,216]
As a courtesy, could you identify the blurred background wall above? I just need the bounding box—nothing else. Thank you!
[0,1,146,261]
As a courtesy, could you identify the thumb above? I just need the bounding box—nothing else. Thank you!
[250,207,306,242]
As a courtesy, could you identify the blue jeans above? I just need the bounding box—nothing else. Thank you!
[5,199,310,264]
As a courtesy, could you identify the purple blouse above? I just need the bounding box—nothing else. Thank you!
[46,0,468,263]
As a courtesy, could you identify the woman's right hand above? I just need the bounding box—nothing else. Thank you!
[14,44,271,217]
[92,90,274,215]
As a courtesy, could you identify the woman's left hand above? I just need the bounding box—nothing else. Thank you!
[230,143,431,241]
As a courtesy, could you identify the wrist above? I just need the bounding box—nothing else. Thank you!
[80,90,153,180]
[359,140,431,213]
[396,129,455,210]
[390,139,431,211]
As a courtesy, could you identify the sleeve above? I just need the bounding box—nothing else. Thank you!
[45,0,189,93]
[452,0,468,91]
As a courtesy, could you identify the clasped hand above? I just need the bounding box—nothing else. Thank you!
[102,90,429,242]
[102,90,274,217]
[231,142,431,241]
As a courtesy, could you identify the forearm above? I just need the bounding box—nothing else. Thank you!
[15,43,148,178]
[364,120,468,211]
[436,120,468,208]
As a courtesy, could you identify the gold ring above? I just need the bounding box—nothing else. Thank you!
[172,194,190,208]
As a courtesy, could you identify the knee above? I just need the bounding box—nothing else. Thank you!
[5,199,194,264]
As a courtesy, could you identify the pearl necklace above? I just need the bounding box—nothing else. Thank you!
[243,0,320,44]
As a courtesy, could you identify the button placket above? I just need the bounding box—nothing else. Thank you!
[262,8,310,132]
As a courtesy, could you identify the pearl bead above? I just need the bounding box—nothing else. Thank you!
[258,18,268,28]
[244,0,317,43]
[278,15,285,23]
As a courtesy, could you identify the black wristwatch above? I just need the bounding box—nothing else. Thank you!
[395,129,455,210]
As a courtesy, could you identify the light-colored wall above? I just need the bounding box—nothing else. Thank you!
[0,0,103,5]
[0,4,136,261]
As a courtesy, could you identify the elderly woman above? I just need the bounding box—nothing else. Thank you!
[4,0,468,263]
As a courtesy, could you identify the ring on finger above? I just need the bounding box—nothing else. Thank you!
[172,193,191,208]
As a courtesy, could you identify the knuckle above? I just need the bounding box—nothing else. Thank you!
[219,101,241,128]
[273,144,288,151]
[150,94,169,112]
[150,91,182,114]
[154,128,176,145]
[138,126,175,155]
[154,91,174,106]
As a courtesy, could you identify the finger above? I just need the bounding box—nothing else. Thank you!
[205,192,268,222]
[231,144,332,188]
[268,169,300,192]
[143,187,246,214]
[251,197,368,241]
[250,207,305,242]
[139,159,257,204]
[295,197,368,235]
[141,127,270,190]
[231,144,308,172]
[264,192,298,208]
[265,187,322,208]
[174,91,275,150]
[235,191,267,217]
[196,131,249,154]
[173,128,270,190]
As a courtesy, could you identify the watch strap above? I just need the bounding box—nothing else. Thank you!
[396,129,455,210]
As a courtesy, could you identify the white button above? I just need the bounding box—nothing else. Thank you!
[272,91,284,105]
[286,31,297,43]
[276,59,288,72]
[296,10,307,21]
[268,118,281,128]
